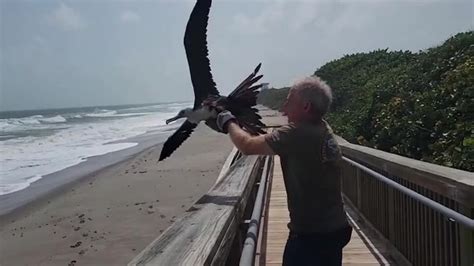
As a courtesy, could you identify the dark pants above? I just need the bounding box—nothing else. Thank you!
[282,226,352,266]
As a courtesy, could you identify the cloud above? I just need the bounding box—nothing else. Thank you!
[231,2,285,34]
[49,3,86,31]
[230,1,382,36]
[120,10,141,23]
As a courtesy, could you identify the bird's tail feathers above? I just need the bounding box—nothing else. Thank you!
[228,63,263,108]
[227,63,266,135]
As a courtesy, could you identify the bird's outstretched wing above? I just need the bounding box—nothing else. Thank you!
[159,120,197,161]
[184,0,219,109]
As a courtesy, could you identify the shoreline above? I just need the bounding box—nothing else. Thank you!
[0,127,176,216]
[0,123,233,265]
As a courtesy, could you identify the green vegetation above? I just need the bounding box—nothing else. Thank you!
[258,32,473,171]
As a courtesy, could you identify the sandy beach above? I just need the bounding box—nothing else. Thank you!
[0,124,233,265]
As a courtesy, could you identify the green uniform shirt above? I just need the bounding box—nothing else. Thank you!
[265,120,349,234]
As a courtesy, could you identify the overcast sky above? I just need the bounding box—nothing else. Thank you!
[1,0,472,111]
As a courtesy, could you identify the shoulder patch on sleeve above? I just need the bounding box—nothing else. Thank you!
[322,134,341,163]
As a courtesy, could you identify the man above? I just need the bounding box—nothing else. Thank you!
[213,76,352,266]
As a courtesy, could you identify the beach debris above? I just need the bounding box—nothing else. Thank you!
[70,241,82,248]
[160,214,166,219]
[147,209,155,214]
[74,227,81,231]
[134,202,146,206]
[82,233,89,237]
[79,249,86,255]
[68,260,77,266]
[78,214,85,218]
[139,170,147,173]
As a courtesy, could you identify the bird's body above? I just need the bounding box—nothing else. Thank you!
[159,0,266,161]
[178,106,216,124]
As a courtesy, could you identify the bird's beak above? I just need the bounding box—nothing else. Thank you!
[166,114,181,125]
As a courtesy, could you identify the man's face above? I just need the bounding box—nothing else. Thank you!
[282,88,306,123]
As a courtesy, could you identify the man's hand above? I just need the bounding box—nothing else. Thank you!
[205,109,274,155]
[205,107,234,133]
[216,111,236,133]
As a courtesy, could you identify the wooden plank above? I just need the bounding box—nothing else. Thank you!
[215,147,239,184]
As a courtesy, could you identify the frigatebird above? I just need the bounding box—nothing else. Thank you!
[159,0,266,161]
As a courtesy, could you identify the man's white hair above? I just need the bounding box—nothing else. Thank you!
[292,75,333,116]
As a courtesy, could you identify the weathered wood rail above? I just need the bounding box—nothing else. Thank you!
[129,151,269,265]
[338,138,474,266]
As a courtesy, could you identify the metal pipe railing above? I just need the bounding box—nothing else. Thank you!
[239,156,271,266]
[343,157,474,229]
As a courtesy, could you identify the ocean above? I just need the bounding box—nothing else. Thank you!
[0,102,191,196]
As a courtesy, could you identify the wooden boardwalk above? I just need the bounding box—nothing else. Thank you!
[264,156,390,265]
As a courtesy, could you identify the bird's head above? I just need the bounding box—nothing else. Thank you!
[166,108,193,124]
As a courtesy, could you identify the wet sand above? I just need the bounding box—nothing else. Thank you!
[0,124,233,265]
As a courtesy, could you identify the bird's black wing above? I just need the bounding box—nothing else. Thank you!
[184,0,219,109]
[159,120,197,161]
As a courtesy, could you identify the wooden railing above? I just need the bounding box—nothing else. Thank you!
[129,151,269,265]
[130,134,472,266]
[338,138,474,266]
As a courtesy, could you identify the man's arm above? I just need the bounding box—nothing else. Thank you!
[227,121,275,155]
